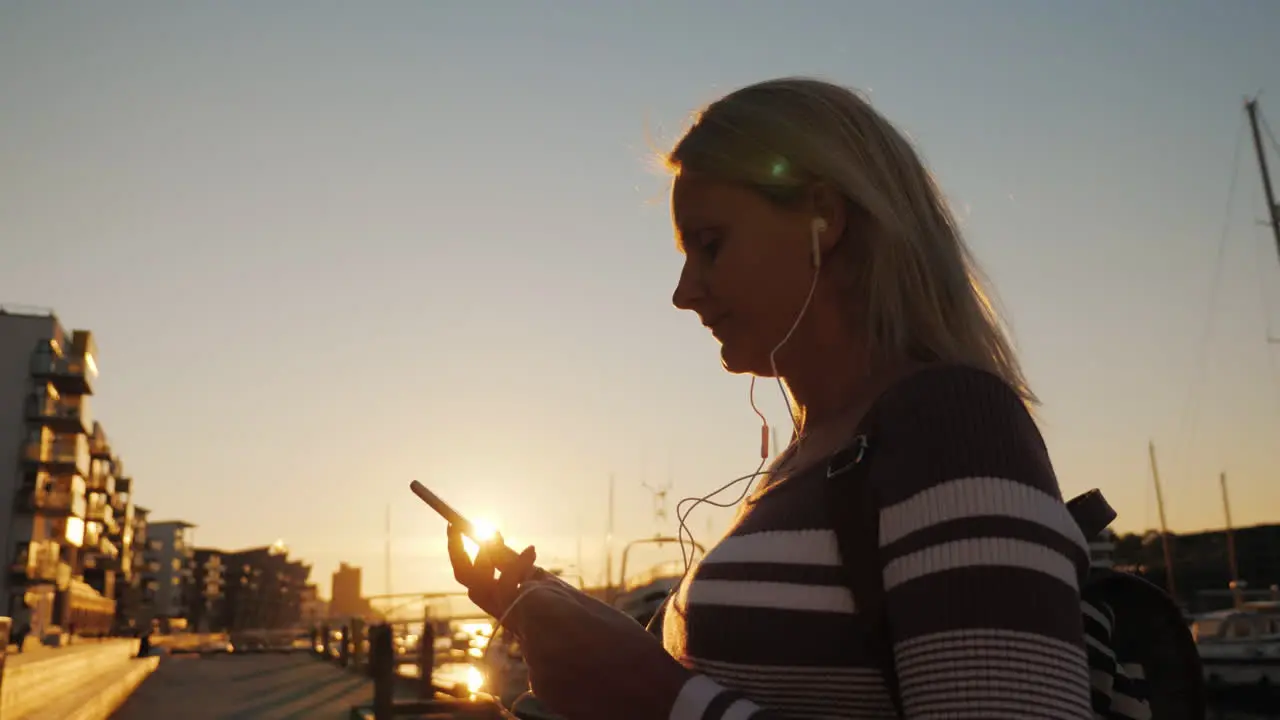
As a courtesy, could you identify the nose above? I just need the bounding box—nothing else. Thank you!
[671,258,704,312]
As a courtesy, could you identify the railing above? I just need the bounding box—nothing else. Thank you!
[29,352,95,382]
[307,619,540,720]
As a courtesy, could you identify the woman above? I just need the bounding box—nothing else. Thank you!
[448,77,1093,720]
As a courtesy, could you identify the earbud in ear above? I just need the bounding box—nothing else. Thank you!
[809,218,827,269]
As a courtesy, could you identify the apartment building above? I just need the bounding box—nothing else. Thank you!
[298,584,327,626]
[190,547,226,632]
[117,504,154,630]
[222,542,311,630]
[0,308,123,635]
[330,562,375,619]
[76,422,138,634]
[143,520,196,630]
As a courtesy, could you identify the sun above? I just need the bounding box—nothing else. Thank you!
[461,518,499,559]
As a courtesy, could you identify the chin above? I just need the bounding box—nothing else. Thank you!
[718,344,776,377]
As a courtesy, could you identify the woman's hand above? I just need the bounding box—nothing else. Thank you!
[446,525,537,622]
[446,527,691,720]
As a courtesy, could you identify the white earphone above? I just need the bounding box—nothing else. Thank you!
[810,217,827,269]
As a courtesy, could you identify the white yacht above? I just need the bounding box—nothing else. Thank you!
[1192,602,1280,689]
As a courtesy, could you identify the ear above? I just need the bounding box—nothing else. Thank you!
[806,183,847,256]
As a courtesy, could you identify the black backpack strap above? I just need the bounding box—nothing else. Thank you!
[826,433,903,716]
[1084,570,1207,719]
[1065,488,1117,541]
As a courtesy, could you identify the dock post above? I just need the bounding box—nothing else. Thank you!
[0,618,10,701]
[351,617,365,672]
[370,623,395,720]
[418,608,435,699]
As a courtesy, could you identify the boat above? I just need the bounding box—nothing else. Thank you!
[1192,602,1280,689]
[610,535,704,634]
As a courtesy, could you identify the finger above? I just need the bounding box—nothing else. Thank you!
[474,542,496,583]
[471,545,500,618]
[466,586,495,617]
[494,546,537,621]
[496,546,537,596]
[446,526,474,585]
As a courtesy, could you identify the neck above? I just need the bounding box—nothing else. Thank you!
[780,335,871,435]
[782,342,914,436]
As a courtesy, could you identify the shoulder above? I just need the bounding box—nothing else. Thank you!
[875,363,1032,421]
[866,363,1059,504]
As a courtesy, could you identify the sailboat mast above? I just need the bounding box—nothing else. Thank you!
[576,516,584,584]
[1245,97,1280,264]
[605,473,615,597]
[1220,472,1241,607]
[385,504,392,599]
[1148,441,1178,599]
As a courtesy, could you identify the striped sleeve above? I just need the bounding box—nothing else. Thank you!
[668,674,782,720]
[871,367,1094,719]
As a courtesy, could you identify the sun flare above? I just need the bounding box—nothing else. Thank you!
[461,518,499,560]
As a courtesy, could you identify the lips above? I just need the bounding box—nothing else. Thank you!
[703,314,729,337]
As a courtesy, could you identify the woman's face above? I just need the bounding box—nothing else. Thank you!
[670,173,823,376]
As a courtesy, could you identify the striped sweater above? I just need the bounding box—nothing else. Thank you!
[663,366,1094,719]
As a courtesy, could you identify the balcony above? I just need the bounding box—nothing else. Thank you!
[87,495,117,531]
[109,491,130,513]
[20,489,77,514]
[25,392,92,435]
[15,473,87,518]
[85,519,102,547]
[87,472,116,496]
[24,434,90,477]
[89,422,111,457]
[82,537,121,570]
[10,540,60,582]
[108,504,134,539]
[30,350,96,396]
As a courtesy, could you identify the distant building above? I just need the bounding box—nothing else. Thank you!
[0,308,120,635]
[145,520,197,630]
[116,505,152,630]
[189,548,226,632]
[329,562,374,619]
[221,542,311,630]
[77,423,134,635]
[299,584,327,626]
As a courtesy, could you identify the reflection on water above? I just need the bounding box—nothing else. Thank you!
[396,661,474,687]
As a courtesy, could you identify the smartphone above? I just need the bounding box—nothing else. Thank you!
[409,480,523,570]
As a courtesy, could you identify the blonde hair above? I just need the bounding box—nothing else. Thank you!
[666,77,1035,405]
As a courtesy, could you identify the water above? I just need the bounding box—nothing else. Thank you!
[395,660,474,688]
[1209,696,1277,719]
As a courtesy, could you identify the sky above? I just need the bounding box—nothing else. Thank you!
[2,1,1279,600]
